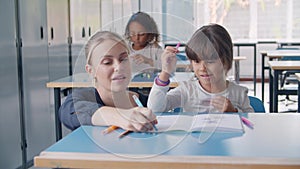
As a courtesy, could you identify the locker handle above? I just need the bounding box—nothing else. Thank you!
[82,27,85,38]
[51,27,54,40]
[40,26,44,39]
[88,27,91,37]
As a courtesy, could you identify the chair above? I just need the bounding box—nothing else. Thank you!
[249,96,265,113]
[173,96,266,113]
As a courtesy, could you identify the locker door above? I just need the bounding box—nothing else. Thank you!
[0,0,22,168]
[86,0,101,37]
[19,0,55,162]
[70,0,100,75]
[47,0,70,81]
[101,0,114,31]
[113,0,124,34]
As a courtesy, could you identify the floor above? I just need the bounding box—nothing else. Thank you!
[239,81,298,113]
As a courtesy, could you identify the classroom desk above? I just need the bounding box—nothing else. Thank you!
[233,56,246,83]
[277,39,300,48]
[47,72,194,141]
[34,113,300,169]
[233,40,257,95]
[296,73,300,112]
[175,56,246,83]
[261,50,300,102]
[268,61,300,112]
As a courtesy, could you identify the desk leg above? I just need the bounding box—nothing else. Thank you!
[54,88,62,141]
[273,71,279,113]
[297,80,300,113]
[234,60,240,84]
[253,45,257,96]
[269,68,273,112]
[261,53,266,102]
[236,46,240,84]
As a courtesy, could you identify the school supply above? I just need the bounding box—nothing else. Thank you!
[102,125,118,135]
[149,113,244,133]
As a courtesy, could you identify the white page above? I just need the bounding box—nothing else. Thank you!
[191,114,244,133]
[154,115,193,132]
[152,114,244,133]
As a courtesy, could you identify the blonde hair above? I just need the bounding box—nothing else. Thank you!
[85,31,129,65]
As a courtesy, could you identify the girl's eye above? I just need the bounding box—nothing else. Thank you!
[129,32,146,37]
[138,33,145,36]
[205,60,215,64]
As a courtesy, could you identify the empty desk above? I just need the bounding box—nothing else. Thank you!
[261,50,300,102]
[296,73,300,112]
[268,61,300,112]
[233,56,246,83]
[233,40,257,95]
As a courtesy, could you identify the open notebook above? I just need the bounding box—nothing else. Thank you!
[151,113,244,133]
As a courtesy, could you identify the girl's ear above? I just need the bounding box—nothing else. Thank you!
[85,64,93,74]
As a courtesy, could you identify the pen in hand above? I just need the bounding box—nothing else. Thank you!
[119,95,158,138]
[132,95,158,131]
[103,95,157,137]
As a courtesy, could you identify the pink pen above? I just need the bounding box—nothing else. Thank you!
[167,42,180,64]
[241,116,254,128]
[175,42,181,50]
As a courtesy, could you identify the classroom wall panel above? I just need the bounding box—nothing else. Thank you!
[19,0,55,163]
[0,0,23,168]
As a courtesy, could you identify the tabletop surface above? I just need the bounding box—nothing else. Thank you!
[260,49,300,56]
[268,61,300,70]
[35,113,300,168]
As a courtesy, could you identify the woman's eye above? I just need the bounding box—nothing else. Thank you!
[102,59,112,65]
[103,62,111,65]
[120,56,129,62]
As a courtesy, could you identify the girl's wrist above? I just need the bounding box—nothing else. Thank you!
[159,71,170,81]
[155,75,170,86]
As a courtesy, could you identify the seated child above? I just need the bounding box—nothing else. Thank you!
[147,24,254,113]
[124,11,163,75]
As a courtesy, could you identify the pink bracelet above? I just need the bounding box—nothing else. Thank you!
[155,75,170,86]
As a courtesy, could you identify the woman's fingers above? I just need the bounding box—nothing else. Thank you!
[126,107,157,132]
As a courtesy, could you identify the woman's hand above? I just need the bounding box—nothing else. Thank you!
[118,107,157,132]
[211,96,238,112]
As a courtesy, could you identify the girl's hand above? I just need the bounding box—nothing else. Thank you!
[131,54,154,66]
[211,96,238,112]
[119,107,157,132]
[161,46,178,76]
